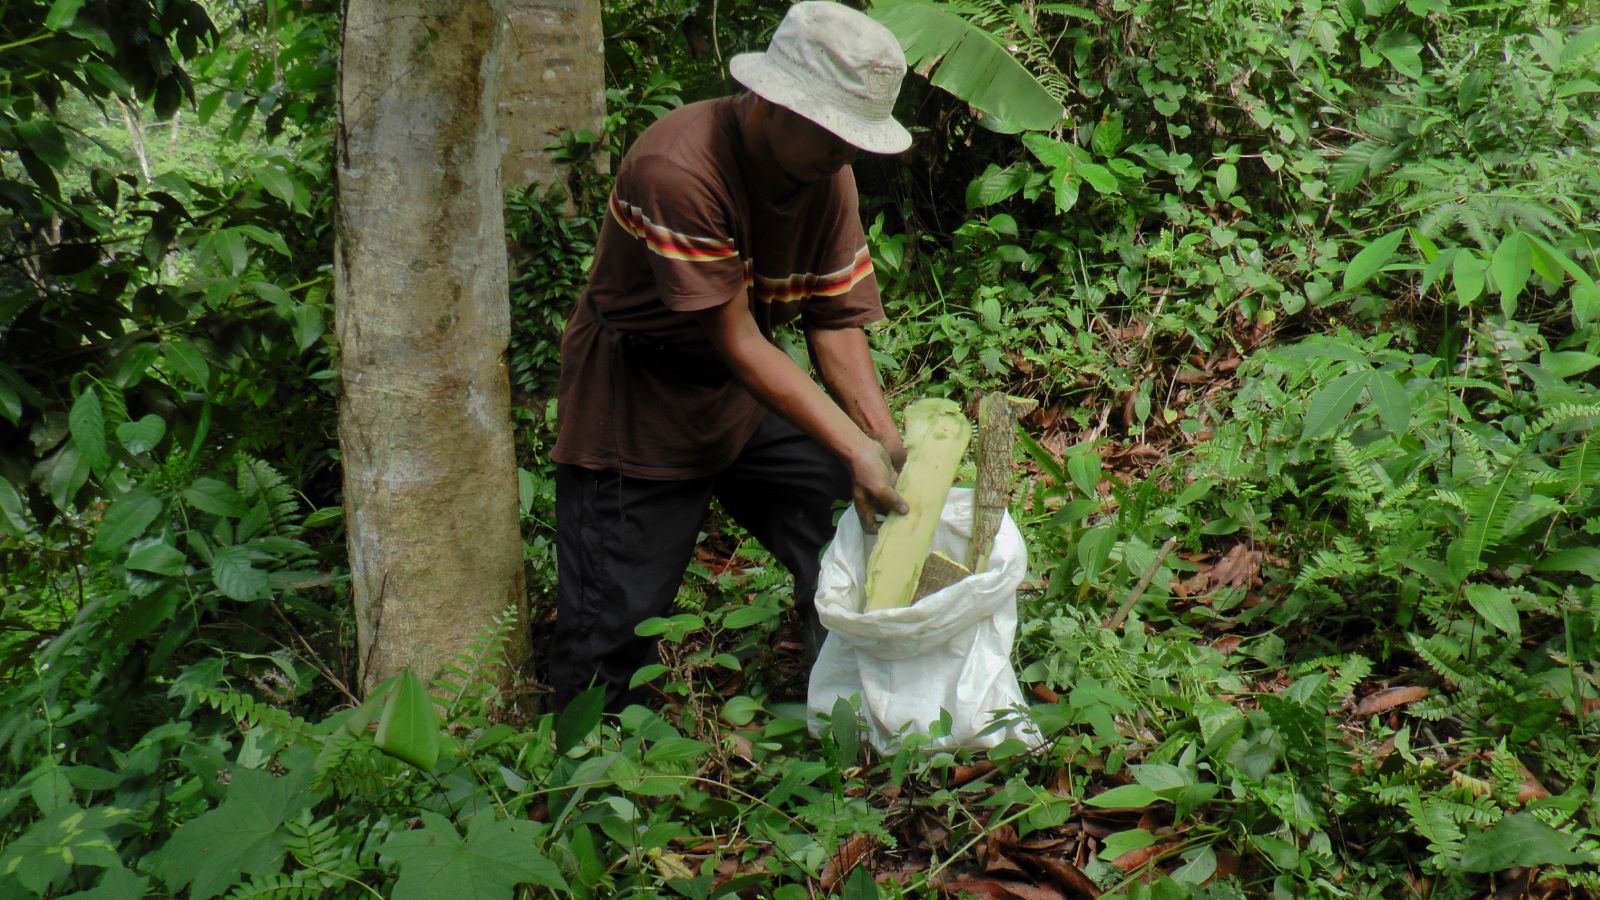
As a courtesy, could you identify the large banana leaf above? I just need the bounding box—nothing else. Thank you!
[870,0,1066,132]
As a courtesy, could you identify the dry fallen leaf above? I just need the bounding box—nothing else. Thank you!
[1353,685,1430,718]
[820,835,876,891]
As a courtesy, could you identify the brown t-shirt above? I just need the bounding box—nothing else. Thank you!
[552,94,884,479]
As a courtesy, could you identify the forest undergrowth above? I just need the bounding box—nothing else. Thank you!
[2,0,1598,897]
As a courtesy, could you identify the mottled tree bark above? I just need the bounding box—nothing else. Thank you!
[499,0,605,197]
[336,0,529,694]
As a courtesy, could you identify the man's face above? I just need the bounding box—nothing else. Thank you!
[768,106,860,186]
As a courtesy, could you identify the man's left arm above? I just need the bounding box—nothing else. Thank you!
[807,325,906,469]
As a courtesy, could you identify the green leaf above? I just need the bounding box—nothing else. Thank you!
[1099,827,1157,861]
[1215,163,1237,199]
[555,684,605,754]
[1463,584,1520,638]
[1452,250,1486,304]
[1077,162,1118,194]
[69,388,111,472]
[254,167,299,207]
[1457,813,1588,872]
[1367,371,1410,437]
[722,696,762,726]
[870,0,1065,131]
[831,696,859,766]
[115,414,165,454]
[90,488,163,561]
[0,805,131,895]
[292,304,324,351]
[211,228,249,276]
[1555,78,1600,98]
[1066,447,1101,498]
[1491,232,1532,314]
[1537,351,1600,379]
[1343,229,1406,291]
[185,478,249,518]
[163,339,210,389]
[1375,31,1423,78]
[375,669,442,770]
[0,374,20,425]
[1460,464,1521,573]
[210,545,273,601]
[1301,370,1368,440]
[45,0,87,30]
[0,478,27,534]
[149,768,310,900]
[1091,113,1123,158]
[965,162,1030,208]
[380,811,568,900]
[125,538,186,576]
[1535,546,1600,574]
[629,663,669,689]
[1086,784,1161,808]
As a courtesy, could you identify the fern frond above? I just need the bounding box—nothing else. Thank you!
[238,456,301,536]
[173,681,321,745]
[1404,795,1465,862]
[1458,461,1525,570]
[431,604,520,718]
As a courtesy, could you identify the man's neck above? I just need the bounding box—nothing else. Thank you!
[738,95,808,204]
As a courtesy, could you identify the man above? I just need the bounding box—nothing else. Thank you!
[550,1,912,710]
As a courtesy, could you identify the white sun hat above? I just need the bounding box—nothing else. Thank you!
[729,1,912,155]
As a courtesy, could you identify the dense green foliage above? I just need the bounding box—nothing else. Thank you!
[3,0,1598,896]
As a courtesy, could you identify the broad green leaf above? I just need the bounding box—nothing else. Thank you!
[1452,250,1485,304]
[1172,846,1218,885]
[254,167,299,207]
[0,805,130,895]
[1301,371,1368,440]
[210,545,273,601]
[237,224,290,258]
[870,0,1066,131]
[1343,229,1406,291]
[0,376,19,425]
[1215,163,1237,199]
[1491,232,1532,314]
[149,768,310,900]
[1555,78,1600,98]
[1457,812,1588,872]
[629,663,669,689]
[1367,371,1410,437]
[163,339,210,389]
[0,478,27,534]
[116,414,165,454]
[965,163,1030,208]
[1575,284,1600,328]
[1099,827,1157,861]
[722,695,762,726]
[44,0,86,30]
[211,228,248,276]
[379,811,568,900]
[68,388,110,472]
[90,488,163,560]
[1091,113,1123,158]
[375,669,442,770]
[185,478,249,518]
[1066,447,1100,498]
[1534,547,1600,574]
[47,445,91,511]
[1086,784,1161,808]
[125,538,186,576]
[1537,351,1600,379]
[721,603,778,629]
[1375,31,1423,78]
[1463,584,1519,638]
[555,684,605,754]
[1077,162,1118,194]
[292,304,324,351]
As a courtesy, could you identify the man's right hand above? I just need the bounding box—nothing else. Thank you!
[850,439,907,535]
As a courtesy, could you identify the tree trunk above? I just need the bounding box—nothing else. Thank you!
[335,0,529,695]
[498,0,606,198]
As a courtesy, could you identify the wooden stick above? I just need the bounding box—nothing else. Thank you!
[967,393,1038,573]
[1104,537,1178,631]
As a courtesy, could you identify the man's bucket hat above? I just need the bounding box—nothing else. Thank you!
[729,1,912,155]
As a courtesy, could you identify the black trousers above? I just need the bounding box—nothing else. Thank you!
[551,413,852,710]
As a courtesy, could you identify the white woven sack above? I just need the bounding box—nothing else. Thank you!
[808,488,1039,752]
